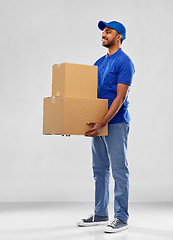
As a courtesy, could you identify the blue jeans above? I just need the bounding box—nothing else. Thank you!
[91,122,130,223]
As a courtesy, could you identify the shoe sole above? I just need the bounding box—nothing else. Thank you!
[77,221,109,227]
[104,225,128,233]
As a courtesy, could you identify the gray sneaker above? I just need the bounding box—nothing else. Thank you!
[104,218,128,233]
[77,214,109,227]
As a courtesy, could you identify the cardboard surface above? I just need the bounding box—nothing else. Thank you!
[43,96,108,136]
[52,63,97,99]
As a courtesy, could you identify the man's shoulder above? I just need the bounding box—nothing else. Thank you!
[118,49,134,65]
[117,50,135,74]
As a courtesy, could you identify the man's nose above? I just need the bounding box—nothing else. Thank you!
[102,32,106,38]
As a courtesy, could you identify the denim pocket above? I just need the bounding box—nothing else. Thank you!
[119,122,130,136]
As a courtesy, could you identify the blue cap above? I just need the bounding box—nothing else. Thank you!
[98,20,126,41]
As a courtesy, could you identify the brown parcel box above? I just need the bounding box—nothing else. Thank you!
[52,63,97,99]
[43,96,108,136]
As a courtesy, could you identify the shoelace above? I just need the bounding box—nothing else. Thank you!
[85,214,95,222]
[110,218,120,226]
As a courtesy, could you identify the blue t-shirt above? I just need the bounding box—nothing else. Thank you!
[94,48,135,124]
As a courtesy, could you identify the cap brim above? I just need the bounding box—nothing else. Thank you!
[98,21,108,31]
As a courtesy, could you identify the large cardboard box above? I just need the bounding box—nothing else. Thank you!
[52,63,97,99]
[43,96,108,136]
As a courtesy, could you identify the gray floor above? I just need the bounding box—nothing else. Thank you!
[0,202,172,240]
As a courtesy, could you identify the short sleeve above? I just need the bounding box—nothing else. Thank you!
[117,57,135,86]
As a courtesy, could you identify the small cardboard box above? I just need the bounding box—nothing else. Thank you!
[43,96,108,136]
[52,63,97,99]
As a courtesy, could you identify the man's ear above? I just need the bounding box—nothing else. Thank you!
[117,34,123,42]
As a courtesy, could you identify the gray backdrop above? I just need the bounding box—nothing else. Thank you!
[0,0,173,202]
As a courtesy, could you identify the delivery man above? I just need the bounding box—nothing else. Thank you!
[77,20,135,233]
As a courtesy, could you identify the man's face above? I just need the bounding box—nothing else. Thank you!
[102,27,121,48]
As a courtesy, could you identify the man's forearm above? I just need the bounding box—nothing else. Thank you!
[101,96,125,126]
[84,84,129,137]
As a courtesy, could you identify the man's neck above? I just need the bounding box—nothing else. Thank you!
[108,45,121,56]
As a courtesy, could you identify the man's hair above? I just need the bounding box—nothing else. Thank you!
[120,38,123,44]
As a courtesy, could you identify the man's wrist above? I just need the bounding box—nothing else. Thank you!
[100,119,107,127]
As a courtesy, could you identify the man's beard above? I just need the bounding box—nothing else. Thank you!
[102,37,116,48]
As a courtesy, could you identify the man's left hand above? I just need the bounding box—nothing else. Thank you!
[84,121,105,137]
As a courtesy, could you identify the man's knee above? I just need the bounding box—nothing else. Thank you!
[93,168,110,182]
